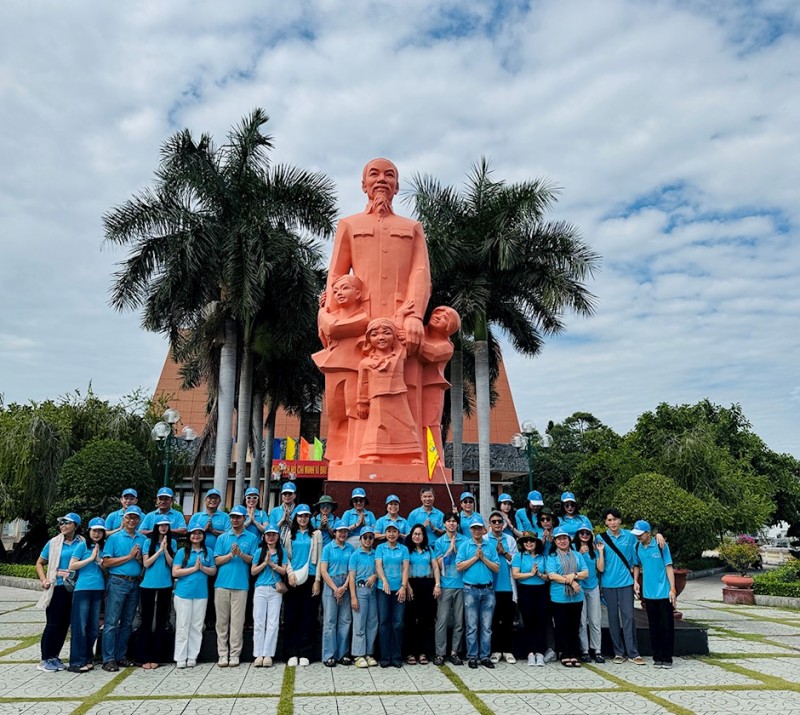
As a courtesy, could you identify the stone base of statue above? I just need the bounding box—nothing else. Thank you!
[327,463,451,483]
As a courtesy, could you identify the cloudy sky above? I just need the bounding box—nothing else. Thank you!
[2,0,799,456]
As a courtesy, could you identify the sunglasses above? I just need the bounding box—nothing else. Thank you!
[352,498,365,502]
[229,514,244,519]
[57,519,74,526]
[490,519,503,525]
[361,535,375,540]
[540,516,552,521]
[461,500,474,504]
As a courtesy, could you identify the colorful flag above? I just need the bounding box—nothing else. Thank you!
[313,437,325,461]
[299,437,310,461]
[426,427,440,480]
[285,436,297,461]
[273,438,283,460]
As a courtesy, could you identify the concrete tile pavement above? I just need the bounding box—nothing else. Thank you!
[0,577,798,714]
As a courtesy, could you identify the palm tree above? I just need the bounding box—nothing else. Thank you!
[105,109,337,501]
[408,158,600,516]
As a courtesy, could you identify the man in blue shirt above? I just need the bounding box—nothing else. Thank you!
[458,492,481,536]
[434,513,468,666]
[632,520,676,668]
[105,488,138,535]
[101,505,147,670]
[456,516,500,669]
[485,510,518,664]
[214,505,258,667]
[407,487,446,543]
[140,487,187,537]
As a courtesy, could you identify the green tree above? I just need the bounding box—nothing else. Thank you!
[409,159,600,515]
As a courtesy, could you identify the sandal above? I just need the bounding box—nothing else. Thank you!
[79,664,93,672]
[406,655,417,665]
[561,659,574,667]
[571,659,581,668]
[418,654,428,665]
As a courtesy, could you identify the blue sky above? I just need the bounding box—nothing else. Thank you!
[1,0,799,456]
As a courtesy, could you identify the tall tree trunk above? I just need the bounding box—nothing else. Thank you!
[450,344,464,484]
[474,314,492,519]
[250,389,264,491]
[233,342,253,506]
[213,318,237,498]
[263,405,277,512]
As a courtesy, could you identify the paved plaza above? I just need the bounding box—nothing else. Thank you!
[0,576,798,714]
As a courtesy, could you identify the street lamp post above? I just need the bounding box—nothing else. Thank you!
[511,421,553,493]
[151,408,197,488]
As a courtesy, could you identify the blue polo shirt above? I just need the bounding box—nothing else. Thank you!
[408,548,435,578]
[638,541,673,600]
[105,508,126,532]
[375,542,409,592]
[375,514,410,538]
[141,539,178,589]
[321,541,354,580]
[458,511,481,536]
[485,533,515,592]
[70,541,106,591]
[435,533,468,589]
[103,530,147,577]
[253,548,286,588]
[340,508,377,536]
[268,504,298,529]
[456,540,501,586]
[188,510,231,549]
[41,537,83,586]
[511,552,548,586]
[214,529,258,590]
[597,529,637,588]
[407,506,445,542]
[287,530,316,577]
[515,510,541,536]
[560,514,593,539]
[174,547,216,599]
[312,513,340,545]
[140,508,186,534]
[546,551,588,603]
[349,548,377,583]
[578,548,601,590]
[245,508,269,538]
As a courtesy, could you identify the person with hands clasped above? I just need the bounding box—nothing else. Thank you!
[511,532,549,667]
[242,487,268,537]
[269,482,298,533]
[172,525,216,668]
[251,526,288,667]
[319,524,355,666]
[349,527,379,668]
[434,512,468,666]
[456,515,500,669]
[375,523,410,667]
[497,494,522,539]
[341,487,377,547]
[312,495,339,546]
[486,510,518,664]
[403,524,441,665]
[406,486,446,543]
[374,494,410,543]
[139,487,186,538]
[632,520,677,669]
[574,524,605,663]
[515,490,544,535]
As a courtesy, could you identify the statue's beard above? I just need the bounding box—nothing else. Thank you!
[367,189,394,216]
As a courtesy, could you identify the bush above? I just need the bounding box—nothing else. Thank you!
[754,560,800,598]
[614,471,717,565]
[0,563,38,579]
[718,539,761,575]
[48,439,154,526]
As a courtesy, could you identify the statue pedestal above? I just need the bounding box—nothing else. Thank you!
[327,463,451,483]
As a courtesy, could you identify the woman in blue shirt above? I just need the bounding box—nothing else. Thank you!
[319,525,354,666]
[573,525,605,663]
[251,526,287,667]
[497,494,522,538]
[67,517,107,672]
[172,525,216,668]
[558,492,593,539]
[35,512,84,673]
[515,491,544,534]
[546,526,589,667]
[375,524,410,667]
[348,527,378,668]
[403,524,441,664]
[511,531,549,667]
[138,517,177,669]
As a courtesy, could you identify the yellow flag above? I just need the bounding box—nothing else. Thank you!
[285,436,297,461]
[426,427,439,480]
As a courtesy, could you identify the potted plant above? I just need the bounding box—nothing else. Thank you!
[717,535,760,603]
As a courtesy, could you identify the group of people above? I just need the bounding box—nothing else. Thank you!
[35,483,678,673]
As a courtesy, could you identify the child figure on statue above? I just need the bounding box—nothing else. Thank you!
[356,318,423,464]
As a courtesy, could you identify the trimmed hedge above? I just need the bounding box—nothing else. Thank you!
[0,563,38,579]
[753,559,800,598]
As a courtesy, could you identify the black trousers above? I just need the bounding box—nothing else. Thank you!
[491,591,515,654]
[552,601,583,660]
[283,579,319,660]
[645,598,674,663]
[517,584,549,655]
[137,587,173,663]
[41,585,72,660]
[405,577,436,656]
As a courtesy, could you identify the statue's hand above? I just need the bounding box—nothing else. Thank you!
[403,316,424,355]
[357,404,369,419]
[319,291,327,308]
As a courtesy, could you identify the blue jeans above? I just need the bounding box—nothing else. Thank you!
[351,585,378,657]
[70,589,103,666]
[376,589,405,663]
[321,580,352,661]
[463,585,495,660]
[103,576,139,663]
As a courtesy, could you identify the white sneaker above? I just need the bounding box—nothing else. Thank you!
[217,657,229,668]
[503,652,516,664]
[355,656,369,668]
[299,657,310,666]
[287,657,298,667]
[543,648,557,663]
[187,659,196,668]
[229,657,239,667]
[527,653,536,666]
[253,657,264,667]
[176,661,187,669]
[535,653,545,667]
[489,652,501,664]
[366,656,378,667]
[263,657,273,667]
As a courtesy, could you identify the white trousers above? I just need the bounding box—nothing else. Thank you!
[173,596,207,663]
[253,586,283,657]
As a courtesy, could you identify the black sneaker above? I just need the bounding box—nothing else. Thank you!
[449,654,463,666]
[580,653,592,663]
[66,665,82,673]
[379,660,390,668]
[480,658,495,669]
[391,660,403,668]
[594,654,606,664]
[468,658,479,669]
[433,655,445,666]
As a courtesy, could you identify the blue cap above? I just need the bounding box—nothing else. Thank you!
[561,491,577,503]
[188,523,205,533]
[335,522,351,531]
[384,522,400,531]
[124,505,144,518]
[265,525,280,534]
[385,494,400,504]
[206,489,222,498]
[552,526,570,538]
[360,527,375,536]
[577,522,594,534]
[281,482,297,494]
[245,487,260,497]
[229,505,247,517]
[157,487,174,498]
[351,488,367,500]
[498,493,513,504]
[460,491,475,502]
[468,515,485,528]
[527,490,544,505]
[295,504,312,515]
[88,517,107,530]
[631,520,651,535]
[59,512,81,525]
[122,488,138,497]
[154,516,172,526]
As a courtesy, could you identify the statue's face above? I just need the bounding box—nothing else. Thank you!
[362,159,398,200]
[368,324,395,350]
[429,308,450,333]
[333,279,361,306]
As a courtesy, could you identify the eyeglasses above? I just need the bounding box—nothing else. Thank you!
[245,495,258,499]
[490,520,503,525]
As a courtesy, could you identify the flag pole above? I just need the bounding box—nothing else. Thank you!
[437,458,456,512]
